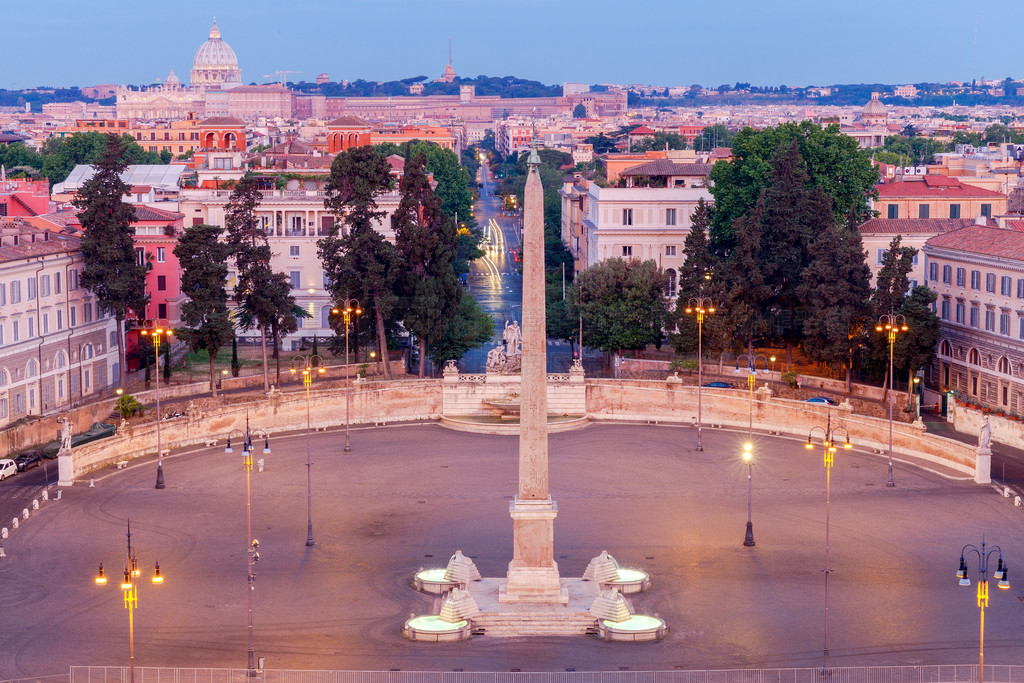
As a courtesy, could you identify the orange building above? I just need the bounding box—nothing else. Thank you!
[327,116,372,153]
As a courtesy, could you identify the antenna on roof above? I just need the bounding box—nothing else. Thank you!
[448,36,452,66]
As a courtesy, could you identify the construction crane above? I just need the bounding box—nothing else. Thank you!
[262,70,301,87]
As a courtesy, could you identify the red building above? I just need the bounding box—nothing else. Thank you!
[327,116,372,153]
[0,178,50,217]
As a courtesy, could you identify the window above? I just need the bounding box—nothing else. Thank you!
[981,203,992,218]
[136,248,145,266]
[986,273,996,293]
[83,344,94,360]
[665,268,677,297]
[0,324,4,346]
[949,204,961,219]
[887,204,898,219]
[956,302,965,324]
[1018,279,1024,299]
[54,271,61,294]
[69,305,76,327]
[290,271,301,289]
[876,249,887,265]
[14,393,23,414]
[157,275,167,291]
[970,270,981,290]
[158,303,167,319]
[0,283,5,306]
[84,302,93,323]
[57,309,62,330]
[27,277,36,300]
[665,208,677,226]
[970,305,979,328]
[665,245,676,256]
[1002,276,1012,297]
[985,309,995,331]
[943,265,952,284]
[941,299,950,320]
[157,247,166,263]
[1001,312,1010,335]
[28,317,34,338]
[918,204,930,219]
[40,274,50,297]
[0,398,6,419]
[929,262,938,281]
[289,245,300,257]
[956,268,966,287]
[69,269,78,290]
[621,246,633,257]
[42,313,48,335]
[622,208,633,226]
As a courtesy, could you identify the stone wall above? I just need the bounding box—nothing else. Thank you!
[0,399,117,458]
[441,370,586,417]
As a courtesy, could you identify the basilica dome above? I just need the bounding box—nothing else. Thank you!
[190,20,242,88]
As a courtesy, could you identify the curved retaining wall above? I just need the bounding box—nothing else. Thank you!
[64,378,982,483]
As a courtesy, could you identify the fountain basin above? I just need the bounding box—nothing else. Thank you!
[598,614,667,641]
[413,568,461,594]
[607,568,651,594]
[403,615,472,641]
[440,414,588,435]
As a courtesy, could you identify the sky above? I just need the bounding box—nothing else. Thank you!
[4,0,1024,90]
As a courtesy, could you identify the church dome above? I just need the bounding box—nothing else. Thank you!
[165,69,181,88]
[863,92,886,115]
[191,20,242,87]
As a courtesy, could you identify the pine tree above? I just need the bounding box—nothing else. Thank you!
[866,235,918,390]
[73,133,149,388]
[173,223,234,397]
[894,286,941,408]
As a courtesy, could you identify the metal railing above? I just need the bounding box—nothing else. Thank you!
[64,665,1024,683]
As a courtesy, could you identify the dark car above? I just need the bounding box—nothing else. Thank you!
[804,396,838,406]
[702,381,732,388]
[14,450,42,472]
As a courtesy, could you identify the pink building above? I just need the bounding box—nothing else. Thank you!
[0,178,50,217]
[128,206,185,370]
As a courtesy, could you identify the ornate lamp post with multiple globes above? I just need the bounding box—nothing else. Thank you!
[94,521,163,683]
[291,354,325,547]
[957,538,1011,683]
[139,319,172,489]
[684,279,715,452]
[876,313,908,487]
[805,412,852,673]
[331,299,362,452]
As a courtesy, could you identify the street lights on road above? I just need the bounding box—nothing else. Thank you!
[957,538,1011,683]
[291,354,324,547]
[876,313,908,487]
[741,442,754,547]
[736,354,768,439]
[331,299,362,452]
[140,320,172,489]
[225,415,270,678]
[684,284,715,452]
[94,521,163,683]
[806,412,852,673]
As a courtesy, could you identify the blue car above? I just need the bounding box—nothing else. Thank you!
[702,381,732,388]
[804,396,838,406]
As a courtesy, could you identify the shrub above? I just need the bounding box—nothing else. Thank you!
[116,393,146,418]
[781,370,800,388]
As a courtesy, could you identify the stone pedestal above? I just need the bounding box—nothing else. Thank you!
[975,446,992,484]
[57,449,74,487]
[500,496,567,604]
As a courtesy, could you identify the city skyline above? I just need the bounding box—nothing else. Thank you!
[4,0,1024,91]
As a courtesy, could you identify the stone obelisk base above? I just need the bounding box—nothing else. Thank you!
[499,497,568,604]
[975,447,992,484]
[57,449,74,487]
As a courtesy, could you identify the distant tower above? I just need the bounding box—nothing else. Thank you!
[437,37,458,83]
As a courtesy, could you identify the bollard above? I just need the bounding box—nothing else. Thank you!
[22,509,29,520]
[1,527,7,539]
[12,518,18,530]
[55,489,62,500]
[41,490,48,501]
[0,545,5,557]
[1004,487,1011,498]
[257,459,264,473]
[32,500,39,511]
[1016,496,1022,507]
[89,478,95,488]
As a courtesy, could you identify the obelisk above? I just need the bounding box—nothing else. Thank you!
[501,148,567,604]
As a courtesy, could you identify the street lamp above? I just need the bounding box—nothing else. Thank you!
[875,313,908,487]
[290,354,325,547]
[736,354,768,440]
[741,442,754,547]
[805,411,852,673]
[684,277,715,452]
[225,414,269,678]
[139,319,172,489]
[769,355,777,389]
[957,538,1011,683]
[331,299,362,452]
[94,520,163,683]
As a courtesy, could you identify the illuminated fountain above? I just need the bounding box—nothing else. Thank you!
[413,550,481,594]
[583,550,652,594]
[590,588,667,642]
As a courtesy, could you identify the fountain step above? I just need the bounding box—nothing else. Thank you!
[470,611,597,637]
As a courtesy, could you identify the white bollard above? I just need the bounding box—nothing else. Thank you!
[89,478,95,488]
[1015,496,1021,507]
[1004,487,1011,498]
[55,489,62,500]
[1,527,7,539]
[31,500,39,511]
[257,459,264,473]
[11,518,18,530]
[0,545,5,557]
[22,509,29,520]
[41,490,48,501]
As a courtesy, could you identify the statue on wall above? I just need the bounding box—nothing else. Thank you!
[502,320,522,356]
[979,416,992,451]
[486,345,507,372]
[58,417,73,452]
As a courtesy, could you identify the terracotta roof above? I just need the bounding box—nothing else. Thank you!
[875,178,1005,199]
[130,185,152,194]
[327,115,371,128]
[266,139,314,155]
[859,218,978,235]
[0,225,80,263]
[620,160,712,177]
[629,125,656,136]
[387,154,405,171]
[132,205,184,222]
[200,116,245,127]
[925,226,1024,260]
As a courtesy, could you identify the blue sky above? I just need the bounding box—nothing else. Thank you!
[4,0,1023,90]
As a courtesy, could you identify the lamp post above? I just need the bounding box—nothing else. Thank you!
[741,442,754,547]
[684,278,715,452]
[805,411,852,673]
[331,299,362,452]
[875,313,908,487]
[290,354,324,547]
[770,355,777,389]
[957,538,1011,683]
[225,415,270,678]
[736,354,768,440]
[94,521,163,683]
[140,320,172,489]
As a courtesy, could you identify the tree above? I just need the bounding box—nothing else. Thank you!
[320,146,398,379]
[572,103,587,118]
[669,198,719,354]
[583,133,618,154]
[567,258,669,355]
[224,174,274,392]
[631,132,687,153]
[798,208,872,390]
[73,134,149,388]
[894,286,941,408]
[708,121,878,248]
[393,152,462,377]
[692,124,736,152]
[173,223,234,397]
[428,290,496,368]
[866,235,917,392]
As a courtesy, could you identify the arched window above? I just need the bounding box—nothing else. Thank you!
[83,344,94,360]
[664,268,677,298]
[939,340,952,357]
[0,369,7,387]
[968,348,980,365]
[27,359,38,378]
[55,351,66,369]
[998,357,1010,375]
[321,305,333,329]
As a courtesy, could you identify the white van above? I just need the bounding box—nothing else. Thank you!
[0,458,16,481]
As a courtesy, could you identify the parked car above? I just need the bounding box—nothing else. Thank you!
[0,458,16,481]
[14,451,42,472]
[702,381,732,389]
[804,396,838,406]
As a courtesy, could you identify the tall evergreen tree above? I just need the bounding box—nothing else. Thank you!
[866,235,918,393]
[721,194,768,359]
[393,152,462,376]
[173,223,234,397]
[670,198,719,354]
[320,146,398,379]
[894,286,941,408]
[73,133,149,387]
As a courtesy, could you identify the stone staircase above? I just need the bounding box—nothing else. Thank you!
[469,610,597,637]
